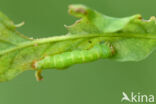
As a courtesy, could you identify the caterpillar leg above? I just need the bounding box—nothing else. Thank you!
[102,41,115,55]
[35,70,43,81]
[110,44,115,55]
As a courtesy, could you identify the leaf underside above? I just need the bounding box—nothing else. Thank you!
[0,4,156,82]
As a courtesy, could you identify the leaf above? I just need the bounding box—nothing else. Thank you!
[1,4,156,82]
[67,5,156,61]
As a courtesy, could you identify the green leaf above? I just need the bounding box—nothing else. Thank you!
[1,4,156,82]
[67,5,156,61]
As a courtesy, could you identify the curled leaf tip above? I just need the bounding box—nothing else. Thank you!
[68,4,88,17]
[15,21,25,28]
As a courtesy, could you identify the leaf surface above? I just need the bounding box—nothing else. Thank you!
[1,4,156,82]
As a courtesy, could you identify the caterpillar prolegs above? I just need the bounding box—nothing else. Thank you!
[34,43,115,70]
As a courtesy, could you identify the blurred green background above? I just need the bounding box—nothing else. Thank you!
[0,0,156,104]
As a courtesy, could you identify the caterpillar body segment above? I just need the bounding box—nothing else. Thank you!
[34,43,114,70]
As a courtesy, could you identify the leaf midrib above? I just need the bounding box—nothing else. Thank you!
[1,33,156,56]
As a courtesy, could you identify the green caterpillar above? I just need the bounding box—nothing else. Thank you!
[34,43,115,70]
